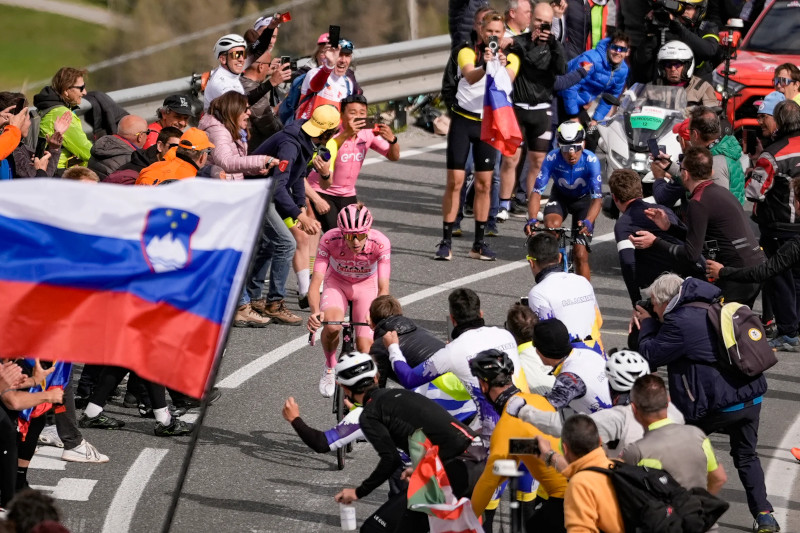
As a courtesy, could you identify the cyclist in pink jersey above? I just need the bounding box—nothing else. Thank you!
[307,204,391,397]
[307,93,401,232]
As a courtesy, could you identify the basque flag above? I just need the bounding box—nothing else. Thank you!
[0,179,271,398]
[481,58,522,157]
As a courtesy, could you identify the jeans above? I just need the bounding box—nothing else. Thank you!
[761,234,800,336]
[691,403,772,517]
[261,203,296,302]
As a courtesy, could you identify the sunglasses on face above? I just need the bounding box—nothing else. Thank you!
[70,85,86,91]
[609,44,629,53]
[774,77,795,87]
[344,233,368,241]
[559,144,583,153]
[228,50,247,60]
[662,61,684,70]
[167,142,180,148]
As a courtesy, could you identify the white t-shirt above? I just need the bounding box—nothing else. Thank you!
[528,270,603,344]
[204,67,245,111]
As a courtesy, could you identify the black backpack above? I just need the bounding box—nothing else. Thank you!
[442,41,470,111]
[584,463,729,533]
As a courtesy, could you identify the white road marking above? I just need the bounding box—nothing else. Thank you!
[31,478,97,501]
[361,141,448,168]
[30,446,66,470]
[765,413,800,528]
[101,448,168,533]
[219,231,616,390]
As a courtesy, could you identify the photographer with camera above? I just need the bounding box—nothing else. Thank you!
[630,0,720,83]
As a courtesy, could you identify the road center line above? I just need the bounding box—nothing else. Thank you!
[102,448,168,533]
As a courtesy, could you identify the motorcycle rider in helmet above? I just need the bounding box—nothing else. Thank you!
[630,0,720,83]
[653,41,718,110]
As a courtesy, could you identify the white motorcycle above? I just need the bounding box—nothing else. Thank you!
[597,83,688,198]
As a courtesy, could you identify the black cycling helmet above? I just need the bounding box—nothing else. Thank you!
[469,349,515,385]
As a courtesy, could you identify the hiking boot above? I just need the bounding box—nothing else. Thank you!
[768,335,800,352]
[250,298,268,315]
[434,239,452,261]
[62,439,109,463]
[38,425,63,448]
[469,241,497,261]
[753,512,780,533]
[496,208,509,222]
[233,303,271,328]
[319,368,336,398]
[486,219,499,237]
[791,447,800,462]
[298,293,309,310]
[262,300,303,326]
[154,418,194,437]
[79,412,125,430]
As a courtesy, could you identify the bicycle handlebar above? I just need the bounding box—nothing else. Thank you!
[528,226,575,235]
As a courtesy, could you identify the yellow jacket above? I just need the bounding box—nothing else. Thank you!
[562,447,624,533]
[471,393,568,516]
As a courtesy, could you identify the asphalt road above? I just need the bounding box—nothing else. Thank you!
[30,130,800,533]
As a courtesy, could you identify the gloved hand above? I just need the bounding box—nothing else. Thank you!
[505,395,527,417]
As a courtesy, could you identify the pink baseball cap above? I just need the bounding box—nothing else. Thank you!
[317,32,329,45]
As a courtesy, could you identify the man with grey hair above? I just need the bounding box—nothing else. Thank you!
[504,0,532,37]
[631,146,765,307]
[634,273,778,533]
[88,114,149,180]
[745,99,800,352]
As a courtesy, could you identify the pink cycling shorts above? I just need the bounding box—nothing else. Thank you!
[320,274,378,340]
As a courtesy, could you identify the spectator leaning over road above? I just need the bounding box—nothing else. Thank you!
[634,273,779,533]
[531,318,612,414]
[504,303,555,395]
[143,95,193,149]
[773,62,800,106]
[106,126,182,185]
[33,67,93,170]
[631,146,765,307]
[558,31,629,153]
[531,415,625,533]
[199,91,275,180]
[240,49,289,151]
[496,3,565,235]
[247,106,337,326]
[620,375,727,499]
[744,100,800,351]
[136,128,214,185]
[296,39,360,121]
[436,10,520,262]
[652,41,718,109]
[469,349,568,533]
[87,114,149,180]
[525,233,604,351]
[0,93,65,178]
[609,169,689,306]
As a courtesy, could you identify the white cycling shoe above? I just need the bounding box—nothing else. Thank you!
[319,368,336,398]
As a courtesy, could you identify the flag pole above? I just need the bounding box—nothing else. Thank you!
[160,179,275,533]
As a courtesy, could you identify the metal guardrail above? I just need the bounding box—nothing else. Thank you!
[74,34,452,123]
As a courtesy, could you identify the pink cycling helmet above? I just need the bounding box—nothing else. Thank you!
[337,203,373,234]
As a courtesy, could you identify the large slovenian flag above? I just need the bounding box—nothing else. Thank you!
[0,179,272,398]
[480,58,523,157]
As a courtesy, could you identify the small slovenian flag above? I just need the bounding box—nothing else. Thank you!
[481,58,523,157]
[18,360,72,442]
[0,179,272,398]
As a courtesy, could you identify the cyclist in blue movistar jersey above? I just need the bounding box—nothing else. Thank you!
[525,122,602,280]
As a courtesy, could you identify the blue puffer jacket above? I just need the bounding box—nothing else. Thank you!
[559,38,628,121]
[638,277,767,422]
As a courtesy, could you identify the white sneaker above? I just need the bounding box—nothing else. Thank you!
[319,368,336,398]
[38,425,63,448]
[496,208,509,222]
[62,439,109,463]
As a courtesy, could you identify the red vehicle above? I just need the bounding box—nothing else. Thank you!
[713,0,800,132]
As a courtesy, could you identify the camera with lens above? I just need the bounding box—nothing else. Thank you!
[488,36,499,55]
[651,0,684,26]
[636,299,654,315]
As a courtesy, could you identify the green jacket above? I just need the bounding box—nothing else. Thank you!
[39,106,93,169]
[711,135,745,205]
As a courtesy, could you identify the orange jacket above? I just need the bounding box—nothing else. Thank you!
[136,156,198,186]
[0,125,22,161]
[562,447,625,533]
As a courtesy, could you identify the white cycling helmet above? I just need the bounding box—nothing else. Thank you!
[335,351,378,388]
[606,350,650,392]
[657,40,695,80]
[213,34,247,58]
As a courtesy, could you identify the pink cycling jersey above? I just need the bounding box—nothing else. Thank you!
[314,228,391,282]
[307,129,391,197]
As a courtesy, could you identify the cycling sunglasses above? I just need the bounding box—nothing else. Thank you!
[774,76,795,87]
[609,44,629,53]
[559,143,583,153]
[228,50,247,60]
[344,233,368,241]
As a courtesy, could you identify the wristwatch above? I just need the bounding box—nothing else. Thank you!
[544,450,556,467]
[387,136,398,145]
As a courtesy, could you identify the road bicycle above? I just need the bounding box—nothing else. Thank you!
[527,226,591,273]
